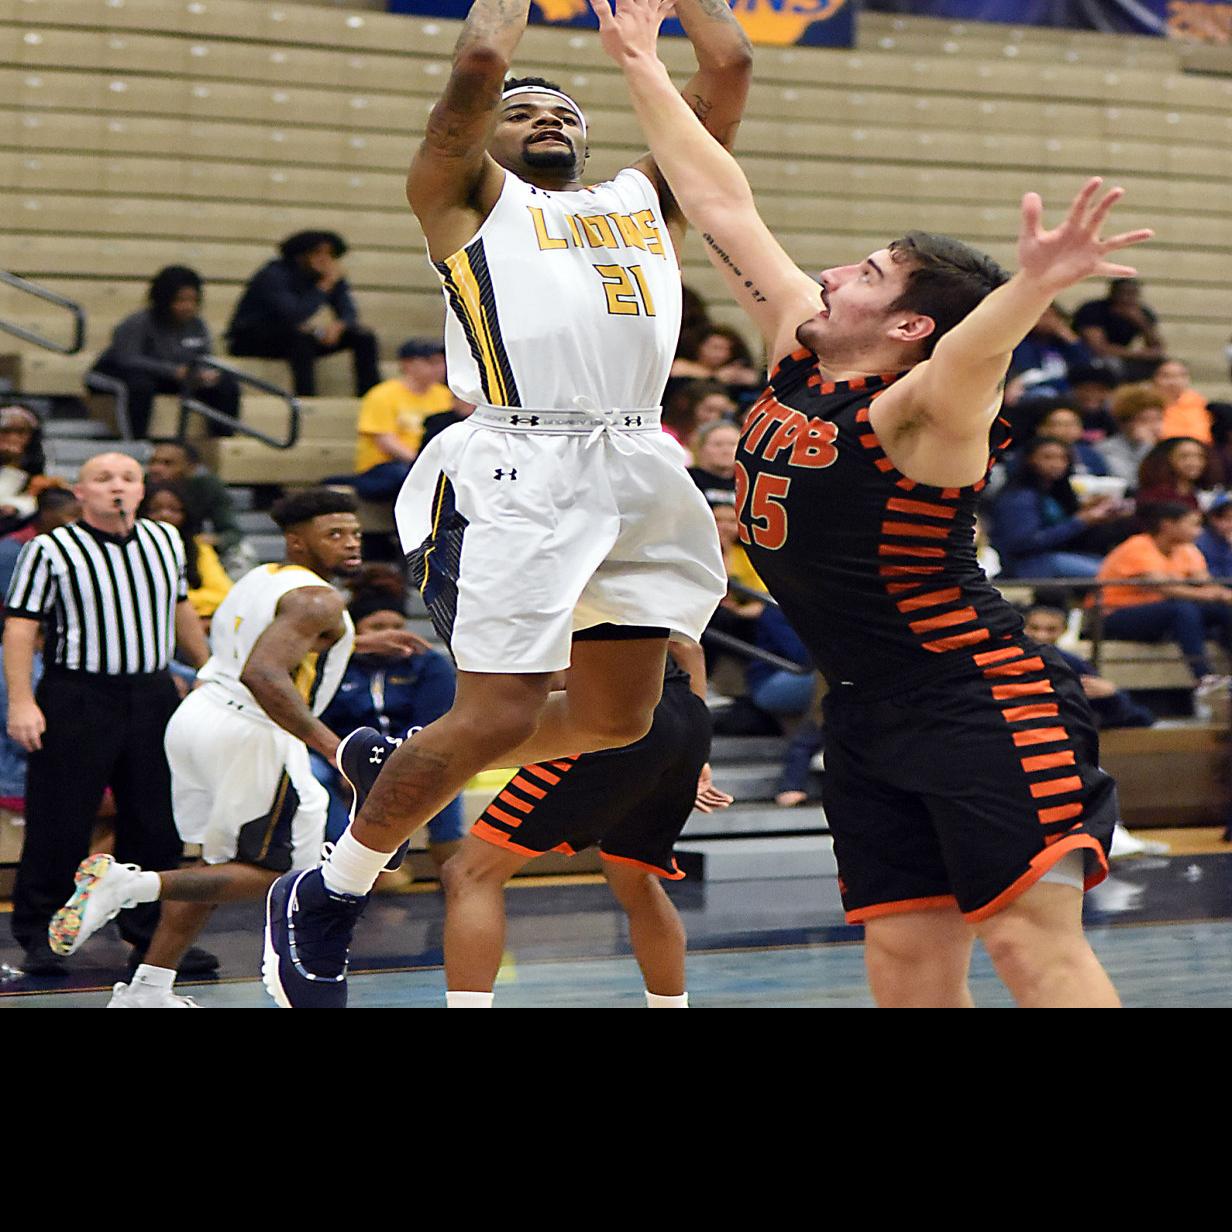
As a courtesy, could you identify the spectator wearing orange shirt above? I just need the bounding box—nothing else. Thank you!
[1097,501,1232,685]
[1154,359,1212,444]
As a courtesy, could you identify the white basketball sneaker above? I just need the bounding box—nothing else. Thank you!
[48,854,151,955]
[107,981,201,1009]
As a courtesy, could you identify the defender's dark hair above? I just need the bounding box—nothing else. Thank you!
[280,230,348,262]
[886,232,1010,358]
[271,487,358,531]
[1139,500,1197,534]
[147,266,203,322]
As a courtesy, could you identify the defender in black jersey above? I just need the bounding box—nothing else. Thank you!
[596,0,1155,1007]
[439,646,730,1008]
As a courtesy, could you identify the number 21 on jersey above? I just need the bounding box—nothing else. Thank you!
[593,264,656,316]
[734,462,791,551]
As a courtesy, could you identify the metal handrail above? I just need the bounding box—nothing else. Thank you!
[178,357,301,449]
[0,269,86,355]
[700,627,811,675]
[82,370,132,441]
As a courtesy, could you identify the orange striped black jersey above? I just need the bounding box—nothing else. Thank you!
[735,348,1020,694]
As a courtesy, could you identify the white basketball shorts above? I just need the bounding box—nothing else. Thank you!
[395,407,727,674]
[164,688,328,871]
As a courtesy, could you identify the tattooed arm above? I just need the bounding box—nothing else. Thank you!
[631,0,753,245]
[594,0,819,361]
[239,587,350,763]
[406,0,532,260]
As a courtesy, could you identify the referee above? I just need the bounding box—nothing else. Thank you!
[4,451,210,975]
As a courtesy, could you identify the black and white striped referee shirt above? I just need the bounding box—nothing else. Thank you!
[4,519,188,675]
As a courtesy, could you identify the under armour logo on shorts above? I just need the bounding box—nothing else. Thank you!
[494,468,518,481]
[624,415,643,427]
[509,415,540,426]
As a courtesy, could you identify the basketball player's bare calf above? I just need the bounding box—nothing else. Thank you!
[350,637,666,854]
[441,838,686,1000]
[140,863,280,971]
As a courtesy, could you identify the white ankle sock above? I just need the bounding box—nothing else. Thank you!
[446,990,495,1009]
[646,991,689,1009]
[322,828,396,897]
[132,963,175,990]
[130,871,161,904]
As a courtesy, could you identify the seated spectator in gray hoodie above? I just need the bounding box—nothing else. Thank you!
[89,266,240,440]
[1096,383,1166,490]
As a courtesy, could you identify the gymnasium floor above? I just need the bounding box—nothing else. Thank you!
[2,840,1230,1007]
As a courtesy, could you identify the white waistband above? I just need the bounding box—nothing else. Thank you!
[472,404,662,434]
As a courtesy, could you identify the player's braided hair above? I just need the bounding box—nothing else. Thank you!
[887,232,1010,357]
[271,487,358,531]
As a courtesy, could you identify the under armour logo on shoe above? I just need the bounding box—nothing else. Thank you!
[494,468,518,480]
[624,415,643,427]
[368,747,386,766]
[509,415,540,426]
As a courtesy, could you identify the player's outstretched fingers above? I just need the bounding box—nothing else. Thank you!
[1020,192,1044,240]
[1066,176,1103,228]
[1086,185,1126,234]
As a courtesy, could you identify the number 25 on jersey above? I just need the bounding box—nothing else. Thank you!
[734,463,791,551]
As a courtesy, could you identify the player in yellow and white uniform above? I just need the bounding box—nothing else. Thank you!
[264,0,753,1008]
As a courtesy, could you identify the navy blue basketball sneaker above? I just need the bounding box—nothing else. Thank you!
[336,726,416,871]
[262,866,368,1009]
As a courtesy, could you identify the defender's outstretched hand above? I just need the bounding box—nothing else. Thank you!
[589,0,676,64]
[1019,178,1154,297]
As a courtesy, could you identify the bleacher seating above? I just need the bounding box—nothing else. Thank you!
[2,0,1231,434]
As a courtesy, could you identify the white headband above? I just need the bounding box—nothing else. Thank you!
[501,85,587,140]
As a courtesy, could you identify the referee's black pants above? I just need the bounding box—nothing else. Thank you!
[11,670,184,952]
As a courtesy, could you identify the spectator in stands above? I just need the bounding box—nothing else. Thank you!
[1073,278,1167,382]
[313,568,464,873]
[687,420,740,506]
[351,339,453,503]
[1154,359,1212,444]
[139,481,233,623]
[0,406,46,534]
[421,395,476,452]
[1096,501,1232,687]
[746,603,814,720]
[89,266,241,441]
[146,439,247,571]
[663,379,737,457]
[703,498,764,673]
[226,231,380,398]
[1022,603,1155,729]
[1196,494,1232,579]
[1067,363,1120,439]
[0,489,80,601]
[1011,302,1091,399]
[986,437,1120,578]
[774,716,823,809]
[671,324,760,392]
[1032,403,1109,475]
[1135,437,1212,511]
[1097,383,1165,488]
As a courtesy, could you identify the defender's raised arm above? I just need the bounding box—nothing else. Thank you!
[591,0,820,357]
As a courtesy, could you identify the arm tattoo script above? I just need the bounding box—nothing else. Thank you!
[703,231,769,305]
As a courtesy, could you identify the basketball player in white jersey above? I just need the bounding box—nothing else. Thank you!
[47,490,417,1007]
[264,0,751,1006]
